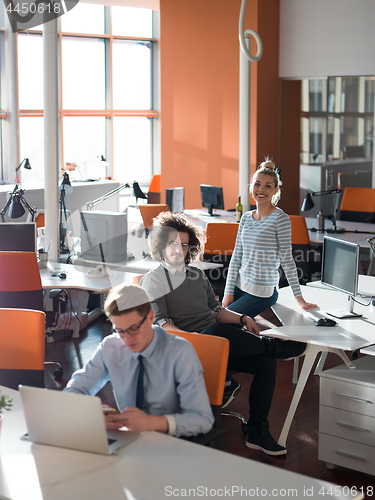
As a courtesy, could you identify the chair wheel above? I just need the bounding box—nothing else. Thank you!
[54,367,63,378]
[241,422,248,435]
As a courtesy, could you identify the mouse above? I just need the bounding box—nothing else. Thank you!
[59,272,67,280]
[315,318,337,327]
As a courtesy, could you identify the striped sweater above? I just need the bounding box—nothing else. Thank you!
[224,208,301,298]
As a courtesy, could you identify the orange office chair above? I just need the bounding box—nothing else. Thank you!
[132,274,145,285]
[147,174,161,204]
[203,222,239,301]
[279,215,320,287]
[0,251,63,378]
[339,187,375,223]
[139,204,169,235]
[0,308,45,389]
[0,251,43,311]
[165,329,229,448]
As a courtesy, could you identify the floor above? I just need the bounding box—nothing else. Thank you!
[45,313,374,498]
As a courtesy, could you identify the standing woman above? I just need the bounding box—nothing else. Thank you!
[222,158,317,316]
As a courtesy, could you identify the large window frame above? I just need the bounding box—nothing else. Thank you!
[0,3,159,185]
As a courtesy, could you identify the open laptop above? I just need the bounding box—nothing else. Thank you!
[19,385,138,455]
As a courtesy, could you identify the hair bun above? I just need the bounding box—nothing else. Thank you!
[259,157,275,170]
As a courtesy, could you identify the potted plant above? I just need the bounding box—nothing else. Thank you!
[0,390,13,438]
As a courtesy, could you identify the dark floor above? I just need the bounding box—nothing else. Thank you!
[45,313,374,498]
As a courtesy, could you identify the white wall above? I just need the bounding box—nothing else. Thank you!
[279,0,375,78]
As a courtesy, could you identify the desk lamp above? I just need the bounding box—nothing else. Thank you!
[15,158,31,184]
[85,181,147,211]
[301,188,345,233]
[0,185,36,222]
[59,173,73,252]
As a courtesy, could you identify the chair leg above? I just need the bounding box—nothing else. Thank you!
[221,410,248,434]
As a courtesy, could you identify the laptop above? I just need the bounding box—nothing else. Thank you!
[19,385,138,455]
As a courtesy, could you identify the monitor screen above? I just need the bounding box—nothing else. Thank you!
[166,187,184,213]
[321,237,359,296]
[321,236,361,318]
[200,185,224,216]
[0,222,37,252]
[80,210,127,263]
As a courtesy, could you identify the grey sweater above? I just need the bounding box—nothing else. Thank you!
[140,264,222,332]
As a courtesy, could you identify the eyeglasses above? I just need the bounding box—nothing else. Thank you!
[112,313,148,337]
[167,240,190,250]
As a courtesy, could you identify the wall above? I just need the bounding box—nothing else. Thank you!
[280,0,375,78]
[159,0,293,211]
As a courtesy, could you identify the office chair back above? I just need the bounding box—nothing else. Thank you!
[0,308,45,389]
[147,174,161,204]
[165,328,229,447]
[139,204,169,233]
[203,222,239,300]
[0,251,43,310]
[339,187,375,222]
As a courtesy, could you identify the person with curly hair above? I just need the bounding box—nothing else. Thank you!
[140,211,307,456]
[222,158,317,317]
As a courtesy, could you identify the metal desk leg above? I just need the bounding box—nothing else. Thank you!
[278,344,322,448]
[314,351,328,375]
[72,290,85,339]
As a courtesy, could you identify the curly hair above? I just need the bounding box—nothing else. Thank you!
[251,157,281,206]
[148,211,205,265]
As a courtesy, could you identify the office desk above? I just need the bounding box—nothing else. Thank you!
[40,263,137,339]
[184,208,237,227]
[305,217,375,246]
[0,386,363,500]
[266,286,375,447]
[306,275,375,298]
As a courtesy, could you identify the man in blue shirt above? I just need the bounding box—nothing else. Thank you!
[64,284,214,438]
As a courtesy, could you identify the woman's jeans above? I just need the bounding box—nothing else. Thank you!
[226,285,278,319]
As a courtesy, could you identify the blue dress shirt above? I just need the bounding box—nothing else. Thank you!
[64,326,214,437]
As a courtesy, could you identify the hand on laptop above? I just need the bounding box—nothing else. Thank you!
[104,407,169,433]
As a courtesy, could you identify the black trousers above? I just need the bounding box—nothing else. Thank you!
[202,323,277,427]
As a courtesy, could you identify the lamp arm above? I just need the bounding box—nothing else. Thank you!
[310,188,341,196]
[86,183,130,210]
[18,189,37,221]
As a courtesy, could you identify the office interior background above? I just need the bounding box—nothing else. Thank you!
[0,0,374,220]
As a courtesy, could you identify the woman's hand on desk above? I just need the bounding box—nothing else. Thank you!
[105,407,169,433]
[222,294,234,308]
[295,295,318,310]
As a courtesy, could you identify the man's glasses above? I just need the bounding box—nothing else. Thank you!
[112,313,148,337]
[167,240,190,250]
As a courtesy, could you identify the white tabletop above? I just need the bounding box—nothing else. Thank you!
[306,275,375,298]
[0,386,363,500]
[40,262,137,292]
[305,217,375,247]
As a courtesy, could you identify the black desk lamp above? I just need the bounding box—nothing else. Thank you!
[15,158,31,184]
[301,188,345,233]
[132,181,148,203]
[59,172,73,252]
[0,185,36,222]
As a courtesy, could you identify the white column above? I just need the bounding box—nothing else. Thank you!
[43,18,59,262]
[5,18,19,181]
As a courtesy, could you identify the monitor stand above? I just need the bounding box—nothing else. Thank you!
[326,296,362,319]
[200,204,220,217]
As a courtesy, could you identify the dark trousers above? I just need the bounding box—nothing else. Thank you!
[202,323,277,427]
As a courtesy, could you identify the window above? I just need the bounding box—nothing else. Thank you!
[10,3,158,185]
[301,76,374,164]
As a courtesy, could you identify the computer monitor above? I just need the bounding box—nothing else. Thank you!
[0,222,37,252]
[80,210,127,263]
[321,236,361,318]
[166,187,184,213]
[200,185,224,216]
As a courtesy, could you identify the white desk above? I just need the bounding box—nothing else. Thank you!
[306,275,375,298]
[266,286,375,448]
[184,208,237,228]
[40,262,137,339]
[305,217,375,247]
[0,386,363,500]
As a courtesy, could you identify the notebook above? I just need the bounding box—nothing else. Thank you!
[19,385,138,455]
